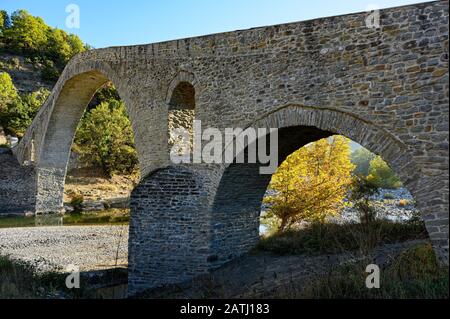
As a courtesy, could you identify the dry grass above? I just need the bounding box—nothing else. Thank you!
[64,167,138,202]
[257,219,428,256]
[270,243,448,299]
[0,254,129,299]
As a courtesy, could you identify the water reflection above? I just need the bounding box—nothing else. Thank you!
[35,214,64,226]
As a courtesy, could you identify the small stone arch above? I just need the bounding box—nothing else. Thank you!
[165,70,200,105]
[165,71,199,161]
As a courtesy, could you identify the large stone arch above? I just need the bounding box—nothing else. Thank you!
[210,105,448,266]
[29,61,143,213]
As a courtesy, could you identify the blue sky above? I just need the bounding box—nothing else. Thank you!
[1,0,432,48]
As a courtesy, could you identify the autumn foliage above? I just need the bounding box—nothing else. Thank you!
[262,135,354,233]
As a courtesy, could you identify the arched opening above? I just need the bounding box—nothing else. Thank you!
[34,69,141,214]
[16,69,142,296]
[211,124,333,263]
[211,106,445,269]
[259,137,418,234]
[63,81,139,217]
[259,136,425,238]
[167,81,196,161]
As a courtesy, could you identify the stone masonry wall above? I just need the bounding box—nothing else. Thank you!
[128,166,212,295]
[0,152,36,214]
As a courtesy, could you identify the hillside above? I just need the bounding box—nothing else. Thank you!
[0,53,53,94]
[1,9,139,214]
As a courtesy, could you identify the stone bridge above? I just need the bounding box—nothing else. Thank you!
[9,0,449,295]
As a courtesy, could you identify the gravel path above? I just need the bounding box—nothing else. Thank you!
[0,225,128,273]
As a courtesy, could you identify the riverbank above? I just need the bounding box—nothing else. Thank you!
[0,222,446,299]
[0,225,128,273]
[0,209,129,228]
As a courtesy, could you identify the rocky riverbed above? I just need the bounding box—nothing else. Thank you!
[0,189,418,274]
[338,187,418,223]
[0,225,128,273]
[260,187,418,233]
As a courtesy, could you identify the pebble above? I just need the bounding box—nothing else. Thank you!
[0,225,128,273]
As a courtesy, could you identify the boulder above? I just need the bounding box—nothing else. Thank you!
[0,126,7,145]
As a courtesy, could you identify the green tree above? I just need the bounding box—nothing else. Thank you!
[1,9,87,79]
[351,147,376,177]
[46,28,72,63]
[83,43,94,51]
[0,88,49,137]
[263,135,355,233]
[0,11,4,31]
[0,72,18,112]
[67,34,85,56]
[73,100,138,177]
[366,155,402,189]
[4,10,48,52]
[87,82,121,111]
[46,29,85,64]
[0,10,10,33]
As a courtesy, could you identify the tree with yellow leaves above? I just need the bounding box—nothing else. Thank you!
[262,135,354,233]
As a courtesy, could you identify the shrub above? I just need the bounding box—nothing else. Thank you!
[383,193,395,200]
[0,255,56,298]
[9,57,20,68]
[0,72,18,111]
[398,199,409,207]
[0,254,96,298]
[367,156,402,189]
[41,59,60,82]
[349,175,379,225]
[257,219,428,256]
[69,194,84,212]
